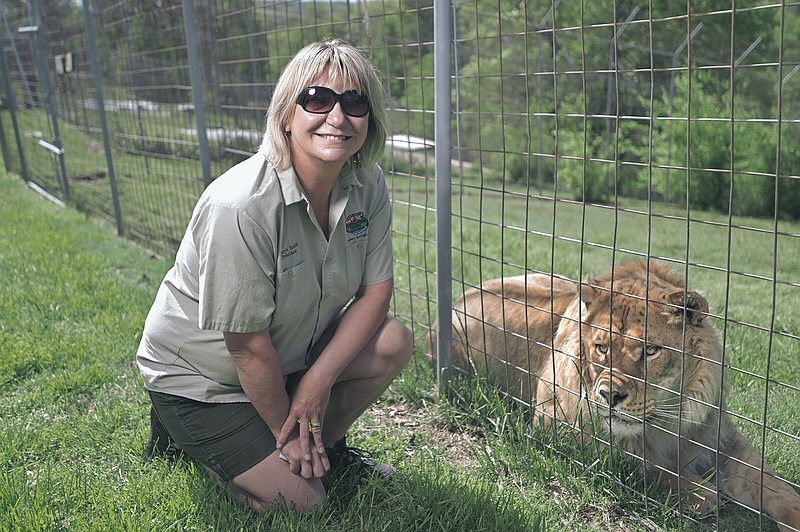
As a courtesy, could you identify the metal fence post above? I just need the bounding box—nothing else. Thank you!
[0,24,29,181]
[434,0,452,392]
[28,0,69,200]
[0,102,9,166]
[181,0,212,189]
[82,0,123,236]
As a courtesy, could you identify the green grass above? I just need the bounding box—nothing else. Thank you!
[389,173,800,530]
[0,167,545,530]
[2,158,797,530]
[0,107,245,258]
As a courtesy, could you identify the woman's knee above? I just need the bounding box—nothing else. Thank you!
[242,479,325,515]
[232,455,326,514]
[380,318,414,369]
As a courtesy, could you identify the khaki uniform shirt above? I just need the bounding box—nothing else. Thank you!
[136,152,394,402]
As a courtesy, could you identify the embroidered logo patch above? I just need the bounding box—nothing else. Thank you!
[345,212,369,236]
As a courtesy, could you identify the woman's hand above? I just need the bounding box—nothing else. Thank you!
[278,433,329,479]
[276,373,332,476]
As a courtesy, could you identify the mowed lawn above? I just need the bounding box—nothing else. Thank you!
[2,163,798,531]
[0,167,541,531]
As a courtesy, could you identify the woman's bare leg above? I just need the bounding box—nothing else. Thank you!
[229,450,326,513]
[321,316,413,446]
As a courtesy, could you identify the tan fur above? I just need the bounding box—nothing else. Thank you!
[427,260,800,530]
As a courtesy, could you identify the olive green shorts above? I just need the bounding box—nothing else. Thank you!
[148,390,279,482]
[148,370,306,482]
[148,323,337,481]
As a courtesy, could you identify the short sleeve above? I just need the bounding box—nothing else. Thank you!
[193,200,276,333]
[362,168,394,285]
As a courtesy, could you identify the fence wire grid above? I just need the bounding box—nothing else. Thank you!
[0,0,798,530]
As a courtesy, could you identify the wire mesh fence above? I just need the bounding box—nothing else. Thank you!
[0,0,798,529]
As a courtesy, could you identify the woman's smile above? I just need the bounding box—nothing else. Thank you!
[287,75,369,174]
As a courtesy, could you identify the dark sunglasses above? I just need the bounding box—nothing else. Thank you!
[295,86,371,117]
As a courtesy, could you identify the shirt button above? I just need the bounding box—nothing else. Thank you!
[288,270,295,279]
[324,257,333,264]
[323,293,329,299]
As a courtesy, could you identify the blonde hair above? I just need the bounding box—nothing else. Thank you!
[260,38,389,170]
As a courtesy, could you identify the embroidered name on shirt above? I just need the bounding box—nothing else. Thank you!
[280,242,299,259]
[345,212,369,237]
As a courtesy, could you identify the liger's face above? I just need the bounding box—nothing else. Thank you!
[581,298,688,439]
[286,74,370,172]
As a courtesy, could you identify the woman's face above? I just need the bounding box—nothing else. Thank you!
[286,73,370,174]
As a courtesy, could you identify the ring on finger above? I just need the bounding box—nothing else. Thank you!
[309,421,321,431]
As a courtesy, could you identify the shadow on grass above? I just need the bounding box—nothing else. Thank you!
[178,451,542,532]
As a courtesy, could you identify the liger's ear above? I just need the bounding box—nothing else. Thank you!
[666,289,709,326]
[579,279,602,309]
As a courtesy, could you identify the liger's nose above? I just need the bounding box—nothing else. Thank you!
[599,388,628,408]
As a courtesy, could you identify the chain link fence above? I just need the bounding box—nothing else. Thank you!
[1,0,798,529]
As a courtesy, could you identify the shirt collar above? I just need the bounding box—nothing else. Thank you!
[275,164,305,206]
[338,160,364,191]
[274,160,364,206]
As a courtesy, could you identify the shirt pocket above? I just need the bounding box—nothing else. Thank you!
[275,259,320,308]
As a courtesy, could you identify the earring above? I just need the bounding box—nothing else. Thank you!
[283,131,291,140]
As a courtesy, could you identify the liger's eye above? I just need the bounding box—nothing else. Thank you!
[595,343,609,354]
[645,344,661,357]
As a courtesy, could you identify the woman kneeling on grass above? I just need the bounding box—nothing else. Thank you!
[136,37,413,513]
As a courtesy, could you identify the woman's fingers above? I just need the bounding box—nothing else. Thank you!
[299,420,313,461]
[275,416,297,450]
[299,457,314,479]
[309,420,325,454]
[311,446,329,477]
[317,445,330,473]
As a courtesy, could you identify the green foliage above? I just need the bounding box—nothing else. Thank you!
[553,117,609,203]
[648,70,800,219]
[25,0,798,220]
[434,0,798,218]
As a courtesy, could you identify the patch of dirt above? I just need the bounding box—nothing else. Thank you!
[363,397,480,469]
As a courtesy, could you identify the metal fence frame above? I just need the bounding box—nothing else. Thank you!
[0,1,797,529]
